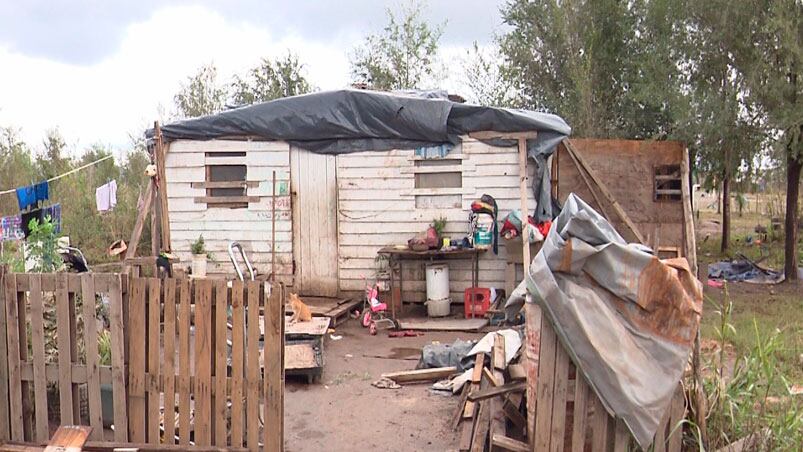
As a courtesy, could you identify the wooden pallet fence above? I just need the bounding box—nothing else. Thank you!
[0,271,285,452]
[527,315,687,452]
[127,277,285,451]
[0,271,129,444]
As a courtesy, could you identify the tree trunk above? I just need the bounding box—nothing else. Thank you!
[721,174,731,253]
[784,154,802,281]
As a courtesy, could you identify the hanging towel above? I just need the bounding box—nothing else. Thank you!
[95,180,118,212]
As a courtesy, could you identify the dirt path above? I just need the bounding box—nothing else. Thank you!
[284,319,483,451]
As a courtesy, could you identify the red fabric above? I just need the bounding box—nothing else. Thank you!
[536,220,552,237]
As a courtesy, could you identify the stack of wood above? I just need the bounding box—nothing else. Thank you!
[453,334,528,452]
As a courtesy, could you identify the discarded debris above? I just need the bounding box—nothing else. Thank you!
[371,377,402,390]
[380,366,458,383]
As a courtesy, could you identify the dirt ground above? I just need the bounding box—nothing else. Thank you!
[284,316,484,452]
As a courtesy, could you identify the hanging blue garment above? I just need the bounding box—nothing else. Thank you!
[16,185,36,210]
[15,181,49,211]
[34,181,49,203]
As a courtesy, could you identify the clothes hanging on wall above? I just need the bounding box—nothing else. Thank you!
[95,180,117,212]
[0,215,24,241]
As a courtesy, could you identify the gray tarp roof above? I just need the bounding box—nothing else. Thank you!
[155,89,571,156]
[506,194,702,448]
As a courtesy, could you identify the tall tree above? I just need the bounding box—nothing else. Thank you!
[462,42,516,107]
[737,0,802,280]
[685,0,763,253]
[230,53,312,105]
[173,63,227,118]
[350,1,444,90]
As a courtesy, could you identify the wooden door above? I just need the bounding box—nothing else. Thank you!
[290,147,339,296]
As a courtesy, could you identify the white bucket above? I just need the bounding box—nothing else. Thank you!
[425,263,450,300]
[191,254,207,277]
[425,298,451,317]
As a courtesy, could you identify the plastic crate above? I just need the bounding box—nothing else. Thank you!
[464,287,491,318]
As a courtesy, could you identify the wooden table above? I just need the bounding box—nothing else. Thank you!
[377,247,486,318]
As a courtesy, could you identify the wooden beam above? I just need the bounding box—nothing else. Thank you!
[154,122,172,252]
[469,130,540,140]
[562,139,645,243]
[563,142,612,222]
[468,382,526,402]
[380,366,457,383]
[124,180,154,262]
[194,196,260,204]
[508,364,525,381]
[191,181,259,189]
[44,425,92,451]
[491,433,529,452]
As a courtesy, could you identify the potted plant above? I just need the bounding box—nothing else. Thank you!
[190,235,208,277]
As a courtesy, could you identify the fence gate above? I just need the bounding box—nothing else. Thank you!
[0,268,285,452]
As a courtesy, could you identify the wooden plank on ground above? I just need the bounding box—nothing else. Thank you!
[469,400,490,452]
[571,374,590,452]
[44,425,92,451]
[463,354,485,419]
[550,343,571,452]
[503,393,527,433]
[162,278,177,445]
[107,274,128,442]
[127,278,147,443]
[264,283,285,452]
[396,318,488,332]
[3,272,23,441]
[230,281,245,448]
[508,364,525,381]
[195,279,213,446]
[55,273,74,425]
[28,275,48,442]
[177,279,191,445]
[452,384,470,430]
[467,382,526,402]
[213,280,228,447]
[533,318,558,452]
[489,334,506,450]
[0,267,9,442]
[381,367,457,383]
[81,274,104,441]
[491,433,529,452]
[245,281,261,450]
[147,278,161,443]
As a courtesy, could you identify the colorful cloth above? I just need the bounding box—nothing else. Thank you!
[0,215,24,241]
[20,203,61,238]
[15,181,49,210]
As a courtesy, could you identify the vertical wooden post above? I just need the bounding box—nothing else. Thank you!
[263,283,285,452]
[154,122,172,252]
[0,265,10,441]
[517,136,544,448]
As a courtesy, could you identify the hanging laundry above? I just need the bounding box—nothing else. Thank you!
[19,203,61,238]
[1,215,24,241]
[95,180,118,212]
[15,181,49,211]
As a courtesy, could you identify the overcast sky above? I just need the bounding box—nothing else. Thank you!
[0,1,508,153]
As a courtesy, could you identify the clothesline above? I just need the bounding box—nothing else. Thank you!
[0,154,114,196]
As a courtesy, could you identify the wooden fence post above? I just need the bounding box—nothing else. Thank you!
[0,265,10,441]
[263,282,285,452]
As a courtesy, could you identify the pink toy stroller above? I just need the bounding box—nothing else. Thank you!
[361,276,399,335]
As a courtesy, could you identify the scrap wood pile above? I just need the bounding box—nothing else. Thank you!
[451,333,529,452]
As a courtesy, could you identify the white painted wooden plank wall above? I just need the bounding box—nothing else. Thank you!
[336,137,536,302]
[165,140,294,282]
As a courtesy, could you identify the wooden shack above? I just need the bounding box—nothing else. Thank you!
[163,135,692,304]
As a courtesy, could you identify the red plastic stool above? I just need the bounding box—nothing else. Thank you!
[464,287,491,319]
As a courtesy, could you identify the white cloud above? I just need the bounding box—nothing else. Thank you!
[0,5,354,152]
